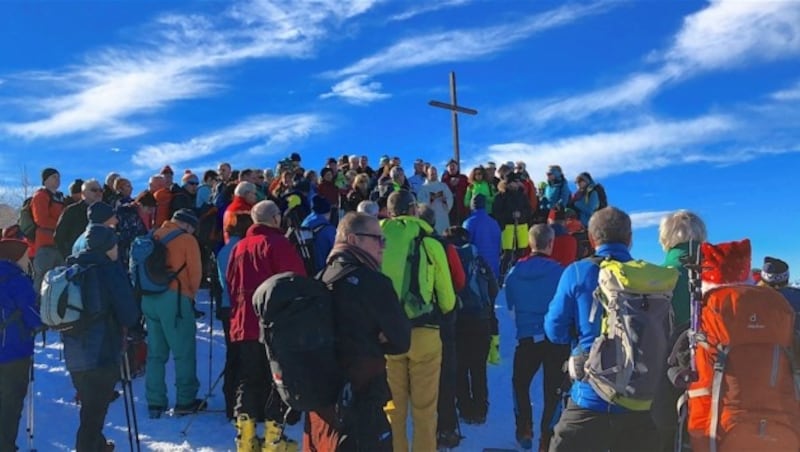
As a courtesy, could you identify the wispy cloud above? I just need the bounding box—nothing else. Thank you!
[131,113,328,170]
[0,0,377,141]
[630,211,672,229]
[325,2,612,79]
[388,0,472,22]
[772,80,800,102]
[320,75,390,104]
[523,0,800,123]
[486,115,735,179]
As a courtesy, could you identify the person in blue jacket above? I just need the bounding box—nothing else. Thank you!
[64,225,140,452]
[541,165,571,211]
[571,172,600,228]
[300,196,337,273]
[215,212,253,420]
[544,207,656,451]
[462,194,502,279]
[0,239,42,452]
[504,224,567,451]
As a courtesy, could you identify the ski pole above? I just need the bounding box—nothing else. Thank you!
[121,350,141,452]
[27,359,35,452]
[120,356,134,452]
[180,369,224,437]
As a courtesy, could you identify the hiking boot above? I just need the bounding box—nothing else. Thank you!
[148,405,165,419]
[236,414,260,452]
[103,440,115,452]
[263,421,298,452]
[175,398,208,415]
[538,432,552,452]
[437,430,462,449]
[517,436,533,451]
[516,424,533,450]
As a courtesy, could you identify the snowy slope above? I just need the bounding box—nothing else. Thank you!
[23,290,545,451]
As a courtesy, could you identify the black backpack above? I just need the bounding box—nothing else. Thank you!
[18,196,36,241]
[455,244,493,319]
[589,184,608,210]
[252,270,352,412]
[286,224,327,277]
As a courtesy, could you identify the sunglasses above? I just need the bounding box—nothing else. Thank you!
[186,181,199,185]
[355,232,386,247]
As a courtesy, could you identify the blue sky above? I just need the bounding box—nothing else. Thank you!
[0,0,798,272]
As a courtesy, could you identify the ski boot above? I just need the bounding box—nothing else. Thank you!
[263,420,298,452]
[236,414,261,452]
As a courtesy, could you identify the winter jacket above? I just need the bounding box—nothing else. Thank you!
[153,188,173,229]
[442,172,469,225]
[170,187,197,215]
[380,215,456,326]
[662,242,697,326]
[545,243,633,413]
[300,212,337,273]
[153,222,202,300]
[216,236,241,310]
[572,187,599,227]
[31,188,64,252]
[417,181,453,235]
[408,173,426,196]
[464,181,495,214]
[222,196,254,244]
[54,200,89,259]
[493,188,532,227]
[779,287,800,333]
[505,254,563,340]
[62,251,140,372]
[462,209,502,278]
[345,189,369,212]
[542,182,571,211]
[115,199,147,269]
[324,251,411,390]
[0,261,41,364]
[550,223,578,267]
[226,224,306,342]
[317,181,340,206]
[196,184,213,209]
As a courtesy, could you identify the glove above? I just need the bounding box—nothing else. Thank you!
[487,335,501,365]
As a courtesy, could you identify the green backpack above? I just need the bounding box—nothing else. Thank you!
[400,231,434,320]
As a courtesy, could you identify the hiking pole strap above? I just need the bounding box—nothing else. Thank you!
[709,346,728,452]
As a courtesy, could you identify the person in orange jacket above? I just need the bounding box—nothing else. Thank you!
[31,167,65,294]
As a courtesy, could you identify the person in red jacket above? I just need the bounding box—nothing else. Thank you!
[31,168,65,294]
[226,200,306,450]
[442,160,469,227]
[548,208,578,266]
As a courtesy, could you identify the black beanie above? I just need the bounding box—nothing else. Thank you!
[761,257,789,285]
[41,168,59,185]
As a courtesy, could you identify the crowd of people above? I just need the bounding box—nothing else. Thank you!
[0,152,796,452]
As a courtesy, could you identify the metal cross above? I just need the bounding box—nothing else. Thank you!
[428,71,478,171]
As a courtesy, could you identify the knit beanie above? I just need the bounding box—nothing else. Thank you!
[0,239,28,262]
[86,225,118,253]
[41,168,59,185]
[312,196,332,215]
[172,209,198,229]
[761,257,789,285]
[87,202,115,224]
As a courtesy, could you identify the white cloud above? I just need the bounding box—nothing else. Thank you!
[320,75,390,104]
[325,2,612,79]
[486,115,735,179]
[389,0,471,22]
[524,0,800,123]
[630,211,672,229]
[772,80,800,102]
[131,113,328,170]
[0,0,378,141]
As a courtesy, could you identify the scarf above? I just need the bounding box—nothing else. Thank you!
[327,242,380,272]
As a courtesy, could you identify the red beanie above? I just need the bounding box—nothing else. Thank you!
[701,239,751,285]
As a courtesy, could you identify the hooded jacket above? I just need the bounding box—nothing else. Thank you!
[54,200,89,259]
[62,251,140,372]
[300,212,336,272]
[380,215,456,326]
[222,195,254,244]
[152,221,202,300]
[542,168,571,211]
[0,261,41,364]
[545,242,633,413]
[504,254,564,340]
[462,208,502,278]
[31,188,64,252]
[464,180,495,214]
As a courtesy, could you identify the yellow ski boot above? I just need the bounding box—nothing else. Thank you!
[235,414,261,452]
[263,420,298,452]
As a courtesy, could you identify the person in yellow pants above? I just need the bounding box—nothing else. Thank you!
[495,174,533,279]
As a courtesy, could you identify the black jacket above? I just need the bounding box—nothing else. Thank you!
[54,200,89,259]
[322,251,411,391]
[494,189,532,227]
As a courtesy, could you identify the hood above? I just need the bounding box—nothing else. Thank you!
[301,212,330,229]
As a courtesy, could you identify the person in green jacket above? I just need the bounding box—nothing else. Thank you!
[652,209,707,452]
[464,167,495,215]
[381,190,456,452]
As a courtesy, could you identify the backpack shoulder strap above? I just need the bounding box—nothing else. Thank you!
[158,228,185,245]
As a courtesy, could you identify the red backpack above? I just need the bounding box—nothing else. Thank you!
[686,284,800,452]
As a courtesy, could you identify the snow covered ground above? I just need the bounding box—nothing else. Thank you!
[22,290,545,451]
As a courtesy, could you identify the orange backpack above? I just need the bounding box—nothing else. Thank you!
[687,284,800,452]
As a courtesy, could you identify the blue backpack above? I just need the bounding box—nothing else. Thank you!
[129,229,185,295]
[456,244,493,319]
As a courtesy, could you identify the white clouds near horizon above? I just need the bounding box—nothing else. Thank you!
[0,0,377,141]
[131,113,327,170]
[525,0,800,123]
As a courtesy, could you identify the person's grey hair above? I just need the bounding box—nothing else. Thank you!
[658,210,707,251]
[251,200,280,225]
[529,224,555,252]
[82,178,101,192]
[357,200,379,217]
[418,204,436,228]
[336,212,378,243]
[234,181,256,197]
[588,206,632,246]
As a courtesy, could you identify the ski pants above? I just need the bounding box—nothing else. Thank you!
[455,314,490,420]
[142,291,199,408]
[234,340,286,423]
[549,400,656,452]
[385,327,442,452]
[512,338,569,439]
[70,365,118,452]
[0,357,31,451]
[437,315,458,434]
[501,224,529,251]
